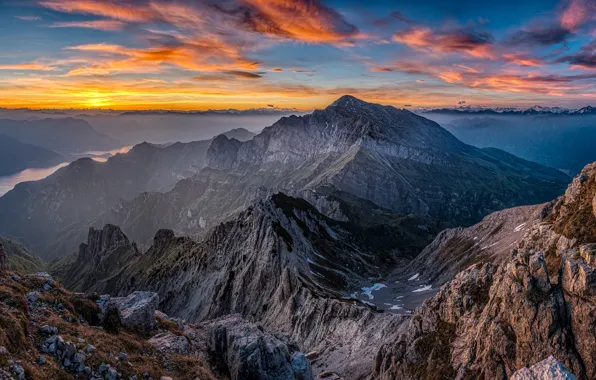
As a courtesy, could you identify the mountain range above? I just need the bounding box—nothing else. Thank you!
[0,118,119,154]
[419,105,596,116]
[3,95,594,380]
[49,145,596,379]
[0,134,64,176]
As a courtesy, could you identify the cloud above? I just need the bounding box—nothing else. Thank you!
[225,70,264,79]
[502,54,545,67]
[211,0,360,44]
[506,24,571,46]
[393,26,494,58]
[49,20,125,31]
[561,0,595,32]
[555,40,596,68]
[0,62,55,71]
[15,16,41,21]
[39,0,158,22]
[64,34,261,75]
[370,61,429,74]
[39,0,360,45]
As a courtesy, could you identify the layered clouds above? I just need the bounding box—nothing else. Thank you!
[1,0,595,109]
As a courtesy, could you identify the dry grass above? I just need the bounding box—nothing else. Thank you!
[0,273,217,380]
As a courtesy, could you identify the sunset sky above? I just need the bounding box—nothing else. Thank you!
[0,0,595,110]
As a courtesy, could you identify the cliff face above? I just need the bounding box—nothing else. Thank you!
[62,224,139,293]
[372,163,596,380]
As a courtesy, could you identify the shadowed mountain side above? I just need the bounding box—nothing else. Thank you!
[59,193,439,378]
[0,129,255,260]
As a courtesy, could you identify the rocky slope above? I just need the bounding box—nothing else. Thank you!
[0,237,45,273]
[0,134,64,176]
[60,193,437,378]
[372,163,596,379]
[0,130,254,260]
[93,95,569,250]
[397,203,546,287]
[0,270,313,379]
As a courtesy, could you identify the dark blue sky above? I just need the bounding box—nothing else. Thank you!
[0,0,594,110]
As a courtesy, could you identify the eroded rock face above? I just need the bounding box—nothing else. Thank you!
[62,224,139,293]
[70,194,413,378]
[373,249,587,379]
[205,315,313,380]
[373,163,596,380]
[510,356,577,380]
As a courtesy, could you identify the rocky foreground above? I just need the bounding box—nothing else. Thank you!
[373,163,596,379]
[0,270,313,379]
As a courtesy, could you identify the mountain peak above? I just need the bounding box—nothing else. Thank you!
[329,95,370,109]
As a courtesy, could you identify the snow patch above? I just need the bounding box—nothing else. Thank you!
[389,305,403,310]
[412,285,432,293]
[408,273,420,281]
[361,283,387,300]
[199,217,206,229]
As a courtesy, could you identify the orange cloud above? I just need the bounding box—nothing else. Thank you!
[65,40,260,75]
[39,0,157,22]
[393,26,495,58]
[502,54,544,67]
[238,0,360,44]
[0,62,55,71]
[50,20,126,31]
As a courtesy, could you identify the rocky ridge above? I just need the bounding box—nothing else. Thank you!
[60,193,425,378]
[372,163,596,379]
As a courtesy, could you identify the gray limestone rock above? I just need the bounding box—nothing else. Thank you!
[510,356,577,379]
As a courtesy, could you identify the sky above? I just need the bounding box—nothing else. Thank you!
[0,0,595,110]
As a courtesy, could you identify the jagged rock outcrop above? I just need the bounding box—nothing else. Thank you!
[510,356,577,379]
[62,194,420,378]
[62,224,139,292]
[372,162,596,380]
[206,135,243,170]
[205,315,313,380]
[91,96,569,250]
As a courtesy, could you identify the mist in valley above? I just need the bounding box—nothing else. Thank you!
[422,112,596,175]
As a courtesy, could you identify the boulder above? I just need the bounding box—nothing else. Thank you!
[108,291,159,333]
[207,314,313,380]
[510,356,577,379]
